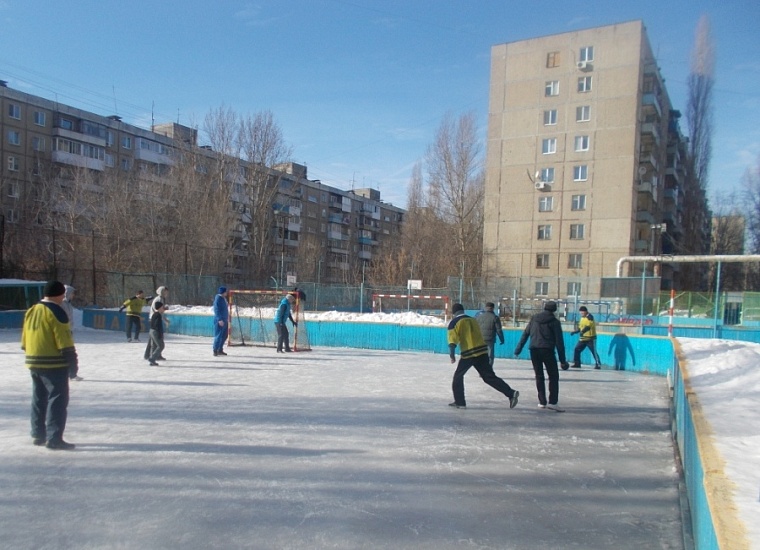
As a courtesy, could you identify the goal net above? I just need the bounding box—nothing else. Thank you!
[371,294,450,321]
[227,290,311,351]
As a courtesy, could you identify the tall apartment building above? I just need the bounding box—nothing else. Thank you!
[482,21,690,300]
[0,81,404,286]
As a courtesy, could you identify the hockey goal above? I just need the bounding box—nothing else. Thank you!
[227,290,311,351]
[371,293,450,321]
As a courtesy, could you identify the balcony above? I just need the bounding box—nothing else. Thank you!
[634,239,649,252]
[665,166,682,184]
[639,151,658,172]
[640,122,661,146]
[51,150,105,171]
[327,230,347,241]
[636,181,657,201]
[52,127,106,147]
[358,250,372,260]
[641,92,662,119]
[328,213,350,225]
[357,236,377,245]
[636,210,655,225]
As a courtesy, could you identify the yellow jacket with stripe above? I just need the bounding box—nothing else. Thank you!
[577,314,597,341]
[448,313,489,360]
[21,301,78,370]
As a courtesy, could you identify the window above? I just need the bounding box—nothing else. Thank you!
[7,130,21,146]
[536,254,550,268]
[546,51,560,68]
[580,46,594,63]
[5,208,19,224]
[539,167,555,183]
[542,138,557,155]
[571,194,586,211]
[8,155,19,172]
[105,153,115,167]
[106,131,114,146]
[535,282,549,296]
[543,109,557,125]
[8,181,20,198]
[33,111,46,126]
[568,254,583,269]
[574,135,590,151]
[121,136,132,149]
[573,165,588,181]
[120,158,131,171]
[567,282,582,297]
[545,80,559,97]
[58,117,73,130]
[8,103,20,119]
[538,196,554,212]
[576,105,590,122]
[32,137,45,152]
[537,224,552,240]
[577,76,592,93]
[570,223,585,240]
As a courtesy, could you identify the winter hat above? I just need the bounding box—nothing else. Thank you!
[452,303,465,314]
[44,280,66,298]
[485,302,495,309]
[579,306,588,312]
[544,301,558,312]
[218,286,227,295]
[286,294,295,303]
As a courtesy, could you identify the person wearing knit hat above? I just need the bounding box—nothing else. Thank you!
[570,306,601,369]
[514,301,569,411]
[475,302,505,368]
[21,280,79,449]
[145,286,170,361]
[212,286,229,357]
[147,301,168,366]
[447,303,519,409]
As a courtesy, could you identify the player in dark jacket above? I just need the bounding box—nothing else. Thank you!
[447,303,519,409]
[514,301,568,411]
[476,302,504,367]
[147,302,168,366]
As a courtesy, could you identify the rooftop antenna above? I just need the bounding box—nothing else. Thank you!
[112,85,118,115]
[151,101,155,131]
[176,108,180,124]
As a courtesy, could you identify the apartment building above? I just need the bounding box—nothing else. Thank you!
[482,21,690,300]
[0,81,404,285]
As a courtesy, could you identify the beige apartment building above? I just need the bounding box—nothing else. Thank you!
[483,20,689,300]
[0,81,404,287]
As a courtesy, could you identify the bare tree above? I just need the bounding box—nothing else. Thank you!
[709,191,746,290]
[425,112,485,281]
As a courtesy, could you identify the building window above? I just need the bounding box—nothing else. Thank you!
[576,105,590,122]
[58,117,73,130]
[542,138,557,155]
[8,156,19,172]
[546,51,560,68]
[580,46,594,63]
[7,130,21,146]
[535,282,549,296]
[8,103,20,119]
[570,223,585,240]
[536,254,550,268]
[5,208,19,224]
[106,131,114,147]
[538,196,554,212]
[32,159,41,176]
[577,76,593,93]
[32,136,45,152]
[121,158,131,171]
[571,194,587,211]
[539,167,555,183]
[573,165,588,181]
[567,282,582,297]
[105,153,114,167]
[543,109,557,125]
[121,136,132,149]
[537,224,552,240]
[568,254,583,269]
[7,181,20,198]
[33,111,46,126]
[545,80,559,97]
[574,135,590,151]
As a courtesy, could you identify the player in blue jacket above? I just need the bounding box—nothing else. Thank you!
[274,294,297,353]
[213,286,229,357]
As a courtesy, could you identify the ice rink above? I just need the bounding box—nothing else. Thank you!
[1,328,684,549]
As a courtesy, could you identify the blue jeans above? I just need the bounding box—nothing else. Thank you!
[213,320,227,351]
[30,367,70,443]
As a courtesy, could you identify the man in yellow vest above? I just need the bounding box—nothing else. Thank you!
[571,306,601,369]
[21,280,79,450]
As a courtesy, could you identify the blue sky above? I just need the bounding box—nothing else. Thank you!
[1,0,758,209]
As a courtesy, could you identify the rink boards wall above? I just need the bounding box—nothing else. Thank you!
[0,308,732,547]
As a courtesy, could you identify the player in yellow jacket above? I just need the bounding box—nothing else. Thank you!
[447,303,519,409]
[21,280,79,450]
[571,306,601,369]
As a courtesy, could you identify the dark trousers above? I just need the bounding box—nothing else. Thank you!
[452,353,515,406]
[275,323,290,352]
[484,340,496,367]
[213,320,227,352]
[30,367,70,443]
[148,329,165,362]
[529,348,560,406]
[573,339,600,366]
[126,315,141,340]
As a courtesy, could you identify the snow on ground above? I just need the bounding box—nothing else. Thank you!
[676,338,760,547]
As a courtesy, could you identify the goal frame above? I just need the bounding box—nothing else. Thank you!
[371,293,450,322]
[227,289,311,351]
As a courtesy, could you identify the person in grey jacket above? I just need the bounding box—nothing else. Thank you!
[476,302,504,367]
[514,301,569,411]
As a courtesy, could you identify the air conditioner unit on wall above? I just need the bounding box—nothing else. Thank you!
[535,181,549,191]
[577,61,588,70]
